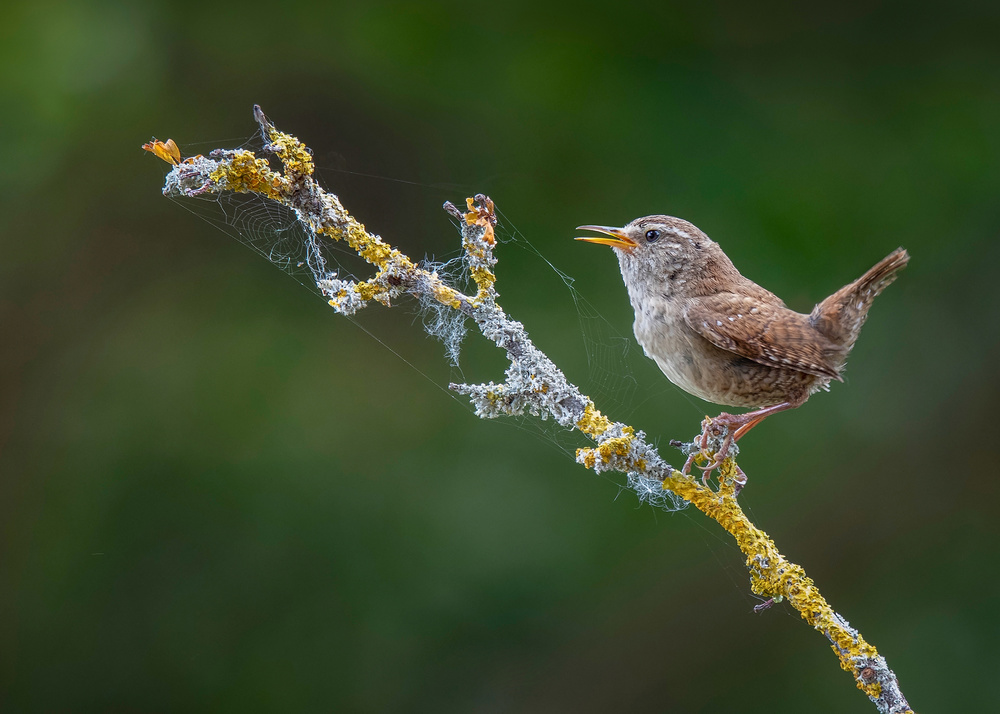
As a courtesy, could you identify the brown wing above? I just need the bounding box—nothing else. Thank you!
[683,293,842,380]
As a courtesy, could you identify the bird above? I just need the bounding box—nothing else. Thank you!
[576,215,909,474]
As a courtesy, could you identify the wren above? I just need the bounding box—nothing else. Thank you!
[577,215,909,471]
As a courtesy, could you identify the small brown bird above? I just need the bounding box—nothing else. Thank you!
[577,215,908,471]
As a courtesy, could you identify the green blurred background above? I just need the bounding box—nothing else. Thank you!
[2,1,998,711]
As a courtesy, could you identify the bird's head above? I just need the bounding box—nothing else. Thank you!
[576,215,719,295]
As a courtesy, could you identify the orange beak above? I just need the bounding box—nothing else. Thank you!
[575,225,636,250]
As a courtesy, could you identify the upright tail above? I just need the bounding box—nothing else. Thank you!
[810,247,910,355]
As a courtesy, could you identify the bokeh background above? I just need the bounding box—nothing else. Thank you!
[2,1,998,711]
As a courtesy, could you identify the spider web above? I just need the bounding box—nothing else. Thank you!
[492,207,642,418]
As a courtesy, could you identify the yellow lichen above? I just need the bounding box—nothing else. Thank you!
[576,402,612,438]
[355,282,380,301]
[358,237,398,267]
[470,266,496,303]
[576,413,639,470]
[262,128,315,178]
[597,436,632,462]
[210,150,284,198]
[431,282,463,309]
[321,223,414,273]
[578,448,597,469]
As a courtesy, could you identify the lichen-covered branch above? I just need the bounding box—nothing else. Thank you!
[150,106,913,713]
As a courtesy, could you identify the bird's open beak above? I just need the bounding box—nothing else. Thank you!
[575,225,636,250]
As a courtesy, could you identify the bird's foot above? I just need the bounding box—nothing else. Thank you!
[690,408,777,482]
[674,416,740,486]
[693,415,735,483]
[675,418,749,491]
[688,405,800,490]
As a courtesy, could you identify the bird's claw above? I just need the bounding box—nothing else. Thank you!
[695,416,735,483]
[677,415,745,488]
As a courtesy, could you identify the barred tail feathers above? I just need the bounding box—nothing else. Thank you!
[810,248,909,354]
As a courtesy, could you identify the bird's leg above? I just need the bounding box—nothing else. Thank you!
[711,401,797,449]
[693,401,799,481]
[731,411,776,441]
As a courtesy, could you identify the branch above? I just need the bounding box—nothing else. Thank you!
[149,106,914,713]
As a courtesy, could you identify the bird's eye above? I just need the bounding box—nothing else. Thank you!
[645,229,660,242]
